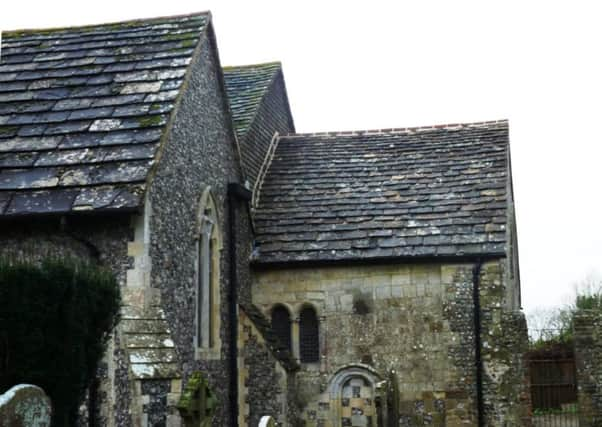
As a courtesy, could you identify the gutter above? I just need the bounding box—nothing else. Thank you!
[227,183,252,427]
[472,259,484,427]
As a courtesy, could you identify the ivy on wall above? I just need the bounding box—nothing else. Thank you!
[0,258,120,427]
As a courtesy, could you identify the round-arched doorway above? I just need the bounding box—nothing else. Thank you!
[328,365,383,427]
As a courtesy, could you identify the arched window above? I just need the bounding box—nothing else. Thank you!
[196,189,221,352]
[271,305,292,351]
[299,306,319,363]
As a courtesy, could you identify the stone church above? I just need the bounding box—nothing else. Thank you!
[0,11,530,427]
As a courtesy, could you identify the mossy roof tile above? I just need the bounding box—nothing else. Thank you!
[254,121,512,264]
[223,62,281,140]
[0,13,209,217]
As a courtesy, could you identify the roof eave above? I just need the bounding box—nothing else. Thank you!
[250,252,507,271]
[0,205,140,222]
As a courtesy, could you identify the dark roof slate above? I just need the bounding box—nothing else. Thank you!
[223,62,281,140]
[0,13,208,216]
[253,121,511,264]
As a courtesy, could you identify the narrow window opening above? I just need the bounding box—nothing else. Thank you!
[271,305,292,351]
[299,306,319,363]
[197,194,219,350]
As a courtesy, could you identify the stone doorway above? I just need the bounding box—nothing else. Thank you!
[327,365,383,427]
[340,376,376,426]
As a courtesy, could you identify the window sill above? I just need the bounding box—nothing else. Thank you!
[195,345,221,361]
[299,361,320,371]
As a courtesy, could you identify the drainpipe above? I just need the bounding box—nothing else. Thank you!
[472,259,484,427]
[227,183,252,427]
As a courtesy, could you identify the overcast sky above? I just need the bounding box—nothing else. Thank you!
[2,1,601,318]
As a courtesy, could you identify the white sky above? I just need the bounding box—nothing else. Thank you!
[2,1,601,317]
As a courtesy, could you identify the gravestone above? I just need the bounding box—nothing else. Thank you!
[0,384,52,427]
[259,415,276,427]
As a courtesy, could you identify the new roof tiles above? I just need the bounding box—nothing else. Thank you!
[253,121,511,264]
[0,13,208,216]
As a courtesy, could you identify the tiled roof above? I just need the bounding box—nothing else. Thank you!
[253,121,511,264]
[223,62,281,140]
[0,13,208,217]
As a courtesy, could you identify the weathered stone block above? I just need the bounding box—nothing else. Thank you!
[375,284,391,299]
[253,260,527,426]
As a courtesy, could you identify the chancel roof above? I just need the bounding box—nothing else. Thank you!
[253,121,512,264]
[223,62,282,140]
[0,13,208,216]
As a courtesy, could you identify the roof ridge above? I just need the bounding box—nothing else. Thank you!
[222,61,282,71]
[2,11,210,36]
[282,119,509,139]
[236,63,283,141]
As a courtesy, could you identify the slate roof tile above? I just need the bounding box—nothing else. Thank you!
[6,188,79,214]
[223,62,281,140]
[254,121,512,264]
[0,13,208,217]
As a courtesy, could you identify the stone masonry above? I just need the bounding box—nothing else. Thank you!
[0,11,529,427]
[574,310,602,426]
[253,260,529,426]
[238,309,291,427]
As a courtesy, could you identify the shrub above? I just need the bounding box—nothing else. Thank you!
[0,258,120,427]
[528,274,602,347]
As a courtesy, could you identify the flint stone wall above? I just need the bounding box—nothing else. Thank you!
[479,262,531,426]
[146,23,254,426]
[574,310,602,426]
[238,309,295,427]
[252,260,529,426]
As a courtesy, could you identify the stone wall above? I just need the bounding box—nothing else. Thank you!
[574,309,602,426]
[479,262,531,426]
[146,22,253,426]
[252,260,529,426]
[0,21,259,427]
[0,215,131,283]
[238,309,293,427]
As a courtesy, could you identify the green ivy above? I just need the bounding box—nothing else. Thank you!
[0,258,121,427]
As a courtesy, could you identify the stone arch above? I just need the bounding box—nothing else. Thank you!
[266,302,294,318]
[194,187,222,251]
[328,364,383,395]
[327,365,384,427]
[194,187,222,357]
[299,304,320,363]
[270,303,292,351]
[0,233,99,265]
[293,300,322,318]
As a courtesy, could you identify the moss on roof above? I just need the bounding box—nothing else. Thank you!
[0,13,208,217]
[3,12,210,38]
[223,62,282,139]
